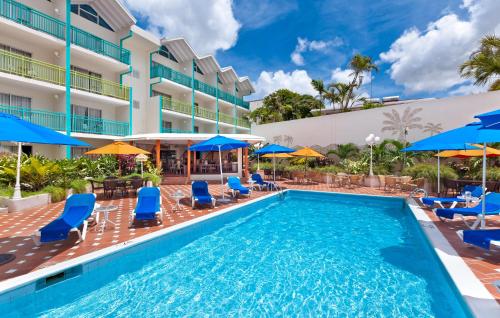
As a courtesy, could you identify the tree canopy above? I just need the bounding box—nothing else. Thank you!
[249,89,322,124]
[459,35,500,91]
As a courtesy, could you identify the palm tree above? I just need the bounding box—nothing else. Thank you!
[423,122,443,136]
[349,54,379,87]
[459,35,500,91]
[382,107,423,140]
[311,79,326,108]
[328,143,359,160]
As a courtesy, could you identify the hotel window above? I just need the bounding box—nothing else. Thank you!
[217,75,223,85]
[162,121,172,132]
[71,105,103,134]
[194,126,199,133]
[0,44,32,77]
[193,62,204,75]
[158,46,178,63]
[71,66,102,94]
[0,93,32,109]
[71,4,114,31]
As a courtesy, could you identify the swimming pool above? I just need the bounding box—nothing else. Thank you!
[0,191,471,317]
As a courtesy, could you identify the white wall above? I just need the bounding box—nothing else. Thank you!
[252,91,500,147]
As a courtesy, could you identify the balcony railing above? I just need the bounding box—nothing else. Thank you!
[0,49,129,100]
[0,104,129,136]
[160,97,249,128]
[0,0,130,64]
[151,64,192,88]
[161,128,193,134]
[153,64,250,109]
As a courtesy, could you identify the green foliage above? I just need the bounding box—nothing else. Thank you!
[313,166,345,174]
[361,102,383,110]
[70,179,88,194]
[459,35,500,91]
[143,172,161,186]
[402,163,458,182]
[43,186,66,203]
[249,89,322,124]
[339,159,369,174]
[328,143,360,161]
[472,167,500,180]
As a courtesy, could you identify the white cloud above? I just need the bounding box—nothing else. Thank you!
[291,37,342,66]
[449,83,488,96]
[379,0,500,94]
[235,0,298,30]
[123,0,240,55]
[330,68,372,85]
[253,70,316,98]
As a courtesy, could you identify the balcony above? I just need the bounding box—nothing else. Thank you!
[0,49,130,101]
[160,97,248,128]
[0,104,129,136]
[161,128,193,134]
[0,0,130,64]
[152,64,250,109]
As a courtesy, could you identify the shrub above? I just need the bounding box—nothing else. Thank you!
[313,166,345,174]
[472,167,500,181]
[70,179,88,194]
[143,173,161,186]
[43,186,66,203]
[402,163,458,182]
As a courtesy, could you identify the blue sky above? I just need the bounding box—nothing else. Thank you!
[125,0,500,101]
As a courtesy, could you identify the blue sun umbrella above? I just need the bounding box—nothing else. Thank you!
[403,118,500,228]
[0,112,89,199]
[255,144,295,182]
[190,135,249,202]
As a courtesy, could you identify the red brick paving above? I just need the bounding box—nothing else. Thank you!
[0,181,498,303]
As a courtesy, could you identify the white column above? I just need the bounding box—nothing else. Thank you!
[237,148,243,177]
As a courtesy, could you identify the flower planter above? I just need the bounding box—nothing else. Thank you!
[7,193,51,213]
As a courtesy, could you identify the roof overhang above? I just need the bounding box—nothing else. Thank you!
[72,0,136,31]
[117,133,265,145]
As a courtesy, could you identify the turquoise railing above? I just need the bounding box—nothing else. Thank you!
[161,128,193,134]
[0,0,65,39]
[71,27,130,64]
[194,79,216,97]
[151,63,192,88]
[0,0,130,64]
[0,104,128,136]
[152,63,250,109]
[71,114,128,136]
[0,104,65,131]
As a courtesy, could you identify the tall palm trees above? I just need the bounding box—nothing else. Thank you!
[312,53,378,112]
[459,35,500,91]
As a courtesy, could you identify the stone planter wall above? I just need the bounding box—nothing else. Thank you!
[7,193,51,213]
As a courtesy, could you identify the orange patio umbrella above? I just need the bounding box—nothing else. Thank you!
[436,144,500,158]
[262,153,294,158]
[85,141,150,155]
[290,147,325,181]
[85,142,150,175]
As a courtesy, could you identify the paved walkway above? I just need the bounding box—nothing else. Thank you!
[0,181,498,303]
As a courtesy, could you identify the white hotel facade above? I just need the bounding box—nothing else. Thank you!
[0,0,263,180]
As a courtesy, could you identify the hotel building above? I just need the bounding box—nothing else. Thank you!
[0,0,263,181]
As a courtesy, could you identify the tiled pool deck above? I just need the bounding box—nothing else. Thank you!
[0,182,498,304]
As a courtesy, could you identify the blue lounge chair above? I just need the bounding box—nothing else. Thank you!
[421,185,484,208]
[192,181,216,208]
[130,187,163,226]
[458,229,500,250]
[227,176,251,197]
[252,173,272,190]
[435,192,500,229]
[33,193,97,246]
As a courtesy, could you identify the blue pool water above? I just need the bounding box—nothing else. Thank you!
[1,191,470,317]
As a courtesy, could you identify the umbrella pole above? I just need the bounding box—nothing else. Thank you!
[273,153,276,183]
[481,143,486,229]
[258,154,260,171]
[12,142,22,200]
[437,152,441,196]
[219,145,225,201]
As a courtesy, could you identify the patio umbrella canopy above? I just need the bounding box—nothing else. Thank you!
[255,144,295,182]
[85,142,150,155]
[436,144,500,158]
[0,112,89,200]
[189,135,249,202]
[291,147,325,182]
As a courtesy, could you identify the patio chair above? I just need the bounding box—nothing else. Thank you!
[263,169,272,180]
[103,178,118,198]
[251,173,271,191]
[434,192,500,229]
[384,176,399,192]
[227,176,251,197]
[457,229,500,250]
[32,193,97,246]
[129,177,144,196]
[421,185,484,209]
[191,181,216,208]
[129,187,163,226]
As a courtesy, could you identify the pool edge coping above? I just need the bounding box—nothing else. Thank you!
[406,197,500,318]
[0,191,281,296]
